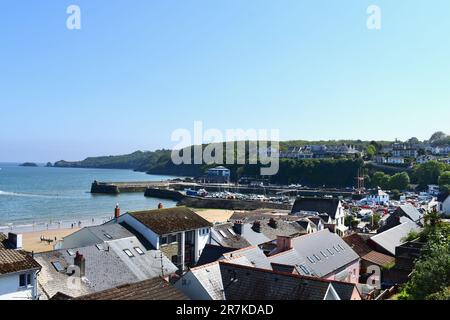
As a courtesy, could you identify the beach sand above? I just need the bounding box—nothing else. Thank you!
[18,228,80,253]
[193,209,234,224]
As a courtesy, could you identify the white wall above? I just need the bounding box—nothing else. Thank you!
[173,271,214,300]
[118,214,160,248]
[195,228,211,262]
[443,197,450,216]
[0,271,38,300]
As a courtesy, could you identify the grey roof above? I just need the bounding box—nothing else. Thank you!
[196,245,237,266]
[369,221,421,255]
[188,262,225,300]
[35,236,177,299]
[291,198,341,219]
[269,230,360,278]
[396,204,423,222]
[222,246,272,270]
[219,262,359,300]
[57,223,135,250]
[212,220,305,249]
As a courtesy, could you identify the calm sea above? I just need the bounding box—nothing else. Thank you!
[0,163,178,227]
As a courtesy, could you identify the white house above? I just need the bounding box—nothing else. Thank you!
[367,188,390,205]
[439,194,450,216]
[291,197,348,236]
[386,157,405,165]
[0,233,41,300]
[116,206,212,272]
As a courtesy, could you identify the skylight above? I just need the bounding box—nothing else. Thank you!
[313,254,321,261]
[307,256,315,264]
[52,261,64,272]
[123,249,134,257]
[218,230,228,238]
[327,248,335,255]
[96,244,103,251]
[299,265,310,275]
[134,247,144,255]
[334,245,340,253]
[67,250,75,256]
[338,244,345,251]
[228,228,236,236]
[104,233,113,239]
[320,250,328,258]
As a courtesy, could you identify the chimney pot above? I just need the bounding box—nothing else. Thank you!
[252,221,261,233]
[233,220,243,235]
[114,204,121,219]
[74,251,86,277]
[276,235,293,253]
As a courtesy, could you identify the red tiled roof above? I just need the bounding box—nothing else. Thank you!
[0,233,41,275]
[361,251,395,267]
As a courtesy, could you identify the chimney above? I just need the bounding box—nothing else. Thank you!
[252,221,261,233]
[268,218,278,229]
[114,204,121,219]
[8,233,22,249]
[233,220,243,235]
[276,235,293,253]
[74,251,86,277]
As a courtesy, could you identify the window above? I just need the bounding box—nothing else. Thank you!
[228,228,236,236]
[218,230,228,238]
[19,274,32,287]
[168,234,178,243]
[299,265,310,275]
[160,236,168,245]
[338,244,345,251]
[104,233,113,239]
[134,247,145,255]
[320,251,328,258]
[51,261,64,272]
[334,245,340,253]
[67,250,75,256]
[313,254,321,261]
[95,244,104,251]
[123,249,134,257]
[327,248,335,256]
[307,256,315,264]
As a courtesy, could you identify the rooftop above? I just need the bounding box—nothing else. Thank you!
[73,277,189,300]
[0,233,41,275]
[291,197,341,219]
[128,207,212,235]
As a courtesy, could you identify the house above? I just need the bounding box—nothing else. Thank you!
[377,204,423,233]
[175,259,361,300]
[367,188,390,205]
[71,277,189,300]
[343,233,395,274]
[116,206,212,272]
[0,233,41,300]
[367,221,421,256]
[218,261,361,300]
[416,155,436,164]
[438,193,450,216]
[392,143,418,158]
[203,166,231,183]
[35,236,178,299]
[291,197,348,236]
[428,185,441,196]
[210,218,306,249]
[268,230,360,284]
[386,157,405,165]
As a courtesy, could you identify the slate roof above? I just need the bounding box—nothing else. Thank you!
[35,236,177,299]
[369,221,421,255]
[343,234,372,257]
[196,245,237,266]
[73,278,189,300]
[222,246,272,270]
[269,230,360,278]
[291,197,341,219]
[0,233,41,275]
[186,262,225,300]
[128,207,212,235]
[219,261,359,300]
[212,220,306,249]
[396,204,423,222]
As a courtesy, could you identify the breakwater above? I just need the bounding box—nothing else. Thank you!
[177,196,292,211]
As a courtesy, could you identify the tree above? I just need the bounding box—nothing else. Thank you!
[366,145,377,159]
[408,137,420,145]
[429,131,448,144]
[439,171,450,188]
[414,161,446,189]
[389,172,410,191]
[372,172,390,189]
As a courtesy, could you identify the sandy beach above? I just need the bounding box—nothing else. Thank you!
[193,209,234,224]
[0,228,80,253]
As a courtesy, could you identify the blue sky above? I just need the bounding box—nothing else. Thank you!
[1,0,449,162]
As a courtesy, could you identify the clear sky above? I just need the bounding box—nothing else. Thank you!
[1,0,449,162]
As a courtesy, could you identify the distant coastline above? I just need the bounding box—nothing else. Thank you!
[20,162,38,167]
